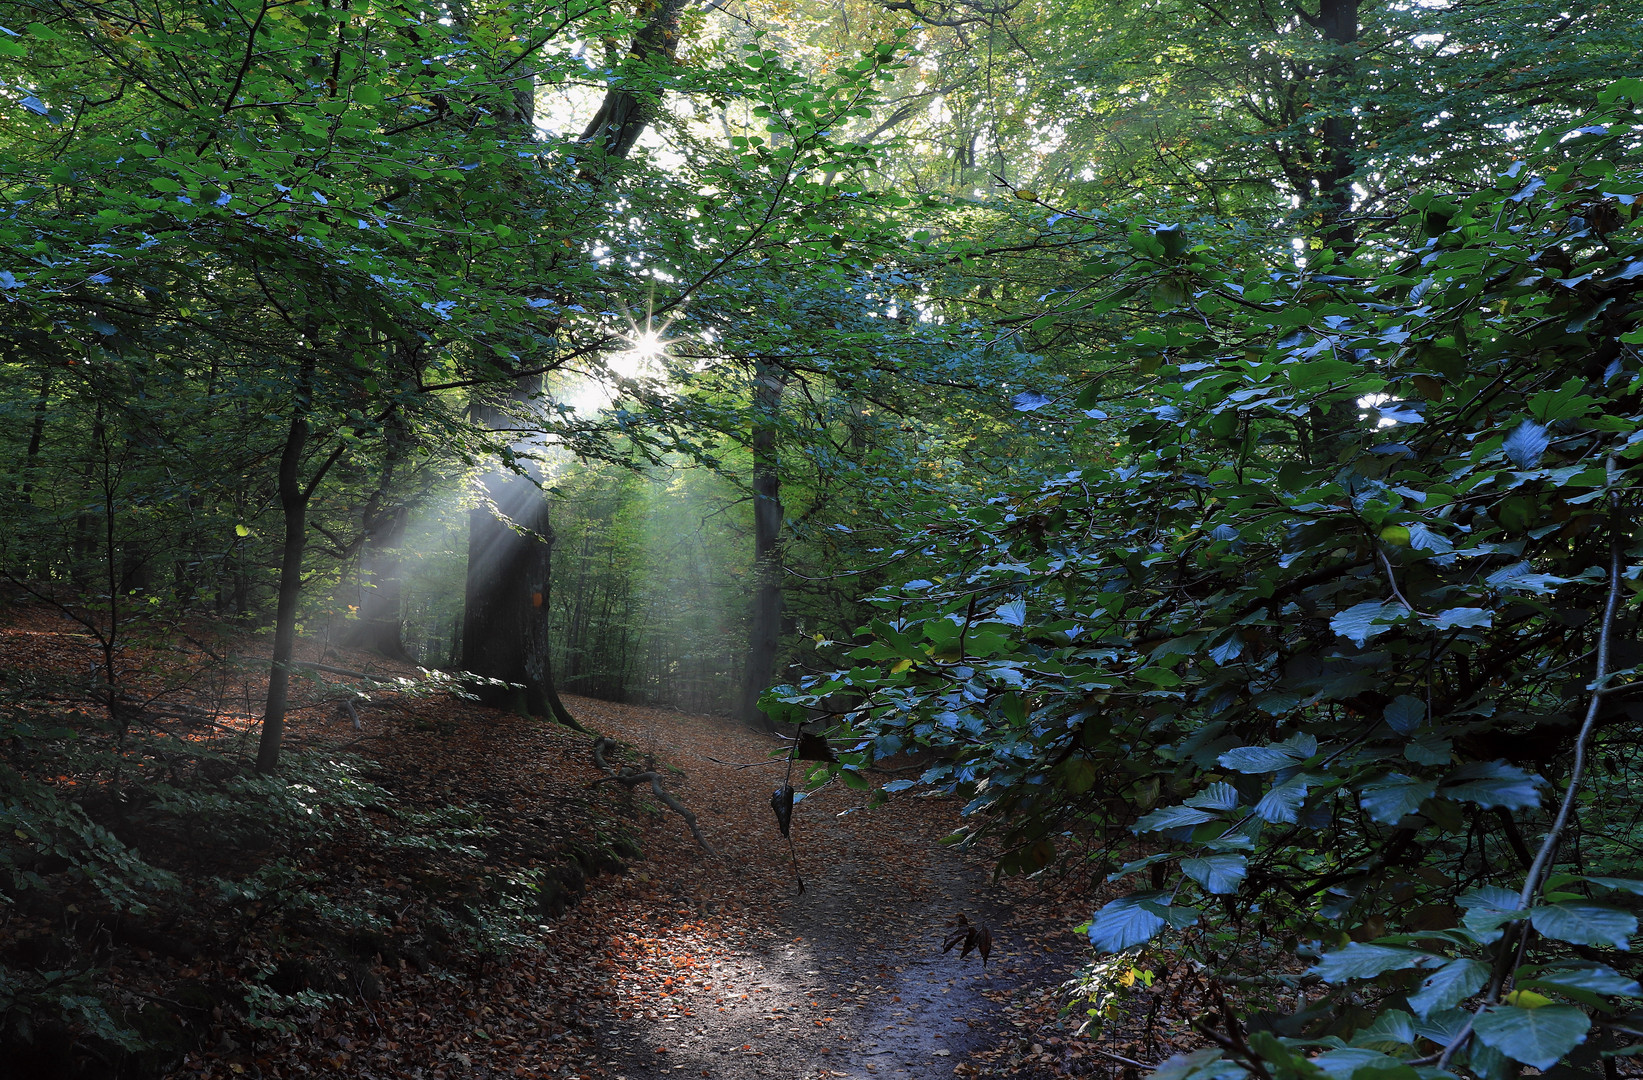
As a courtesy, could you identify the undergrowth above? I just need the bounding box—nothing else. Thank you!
[0,650,628,1078]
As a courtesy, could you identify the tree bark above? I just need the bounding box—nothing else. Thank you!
[257,357,315,775]
[17,367,50,500]
[737,361,786,730]
[256,353,351,773]
[460,383,586,730]
[1312,0,1360,251]
[577,0,693,160]
[459,0,688,727]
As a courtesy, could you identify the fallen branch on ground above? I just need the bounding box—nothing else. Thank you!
[243,657,391,684]
[590,737,716,856]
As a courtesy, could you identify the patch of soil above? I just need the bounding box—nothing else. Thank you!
[563,700,1094,1080]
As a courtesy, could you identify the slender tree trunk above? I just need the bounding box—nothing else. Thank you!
[5,366,52,578]
[257,357,315,775]
[737,361,786,729]
[93,409,121,730]
[17,368,50,500]
[256,353,353,773]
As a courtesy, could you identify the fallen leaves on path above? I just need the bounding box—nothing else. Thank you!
[0,603,1214,1080]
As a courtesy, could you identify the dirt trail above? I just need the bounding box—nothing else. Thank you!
[565,698,1090,1080]
[0,606,1130,1080]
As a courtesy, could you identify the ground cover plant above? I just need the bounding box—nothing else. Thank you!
[0,604,661,1076]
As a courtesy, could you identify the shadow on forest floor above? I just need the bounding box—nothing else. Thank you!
[0,601,1180,1080]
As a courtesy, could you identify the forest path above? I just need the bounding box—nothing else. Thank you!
[558,696,1091,1080]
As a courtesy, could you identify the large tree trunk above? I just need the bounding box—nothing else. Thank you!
[577,0,692,160]
[460,384,584,729]
[460,1,688,725]
[737,361,786,729]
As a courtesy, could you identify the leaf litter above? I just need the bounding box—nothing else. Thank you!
[0,601,1220,1080]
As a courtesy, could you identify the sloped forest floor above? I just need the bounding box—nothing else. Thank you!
[0,600,1217,1080]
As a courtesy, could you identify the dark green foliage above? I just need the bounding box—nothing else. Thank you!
[0,677,619,1071]
[776,84,1643,1079]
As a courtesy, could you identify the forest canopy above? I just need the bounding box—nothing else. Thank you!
[2,0,1642,1075]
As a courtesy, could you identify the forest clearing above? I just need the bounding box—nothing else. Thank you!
[4,0,1643,1076]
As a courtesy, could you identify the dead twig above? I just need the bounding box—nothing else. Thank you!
[1087,1047,1162,1071]
[590,737,716,856]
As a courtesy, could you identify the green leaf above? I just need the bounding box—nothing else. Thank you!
[1331,600,1403,646]
[1383,696,1426,734]
[1459,887,1529,943]
[1468,1039,1516,1080]
[1520,963,1642,1000]
[1313,943,1437,982]
[1407,958,1489,1018]
[1404,733,1453,767]
[1181,854,1247,894]
[1472,1005,1590,1069]
[1441,762,1542,809]
[1585,877,1643,895]
[1255,773,1317,824]
[1427,607,1492,631]
[1151,1049,1247,1080]
[1349,1010,1418,1051]
[1218,732,1316,773]
[1088,894,1169,951]
[1220,745,1303,773]
[1359,774,1437,824]
[1414,1008,1471,1047]
[1310,1048,1416,1080]
[1132,804,1217,833]
[1502,420,1551,469]
[1184,781,1240,810]
[1528,904,1637,949]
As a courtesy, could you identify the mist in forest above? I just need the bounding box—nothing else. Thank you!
[390,382,754,715]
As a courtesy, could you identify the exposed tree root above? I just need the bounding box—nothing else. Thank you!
[590,736,717,856]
